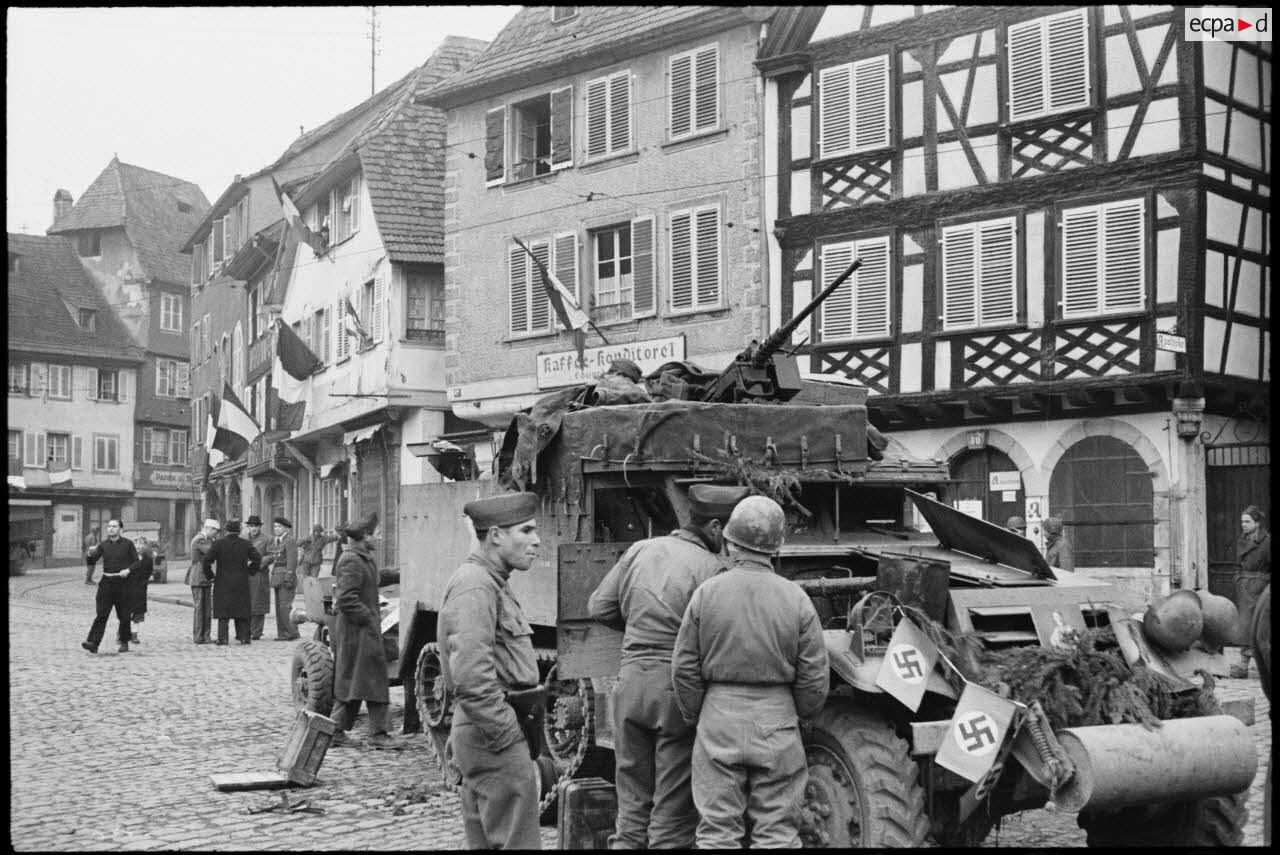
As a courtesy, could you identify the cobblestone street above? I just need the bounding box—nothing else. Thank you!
[10,564,1271,849]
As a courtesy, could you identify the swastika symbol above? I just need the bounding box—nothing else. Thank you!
[890,645,925,683]
[955,712,999,756]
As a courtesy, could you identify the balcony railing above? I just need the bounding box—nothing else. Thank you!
[247,328,276,380]
[246,434,289,473]
[406,327,445,343]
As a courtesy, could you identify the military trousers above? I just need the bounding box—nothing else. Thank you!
[332,698,389,737]
[449,716,541,850]
[272,585,300,640]
[691,683,808,849]
[610,660,697,848]
[191,586,212,643]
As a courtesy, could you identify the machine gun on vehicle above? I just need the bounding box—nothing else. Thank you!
[700,258,862,403]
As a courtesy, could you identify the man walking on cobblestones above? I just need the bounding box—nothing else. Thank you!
[187,519,219,644]
[82,518,140,654]
[203,519,261,645]
[439,492,543,850]
[266,517,301,641]
[245,515,272,640]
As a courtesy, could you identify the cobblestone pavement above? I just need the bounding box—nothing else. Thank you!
[11,564,1271,849]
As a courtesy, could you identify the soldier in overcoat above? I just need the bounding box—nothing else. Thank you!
[1232,504,1271,678]
[245,515,272,640]
[439,491,543,850]
[202,519,261,645]
[264,516,301,641]
[588,483,747,849]
[186,519,219,644]
[330,513,397,748]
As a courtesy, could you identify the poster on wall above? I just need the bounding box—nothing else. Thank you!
[954,499,984,520]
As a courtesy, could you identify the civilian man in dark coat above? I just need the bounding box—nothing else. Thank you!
[330,513,398,748]
[245,515,272,640]
[203,519,262,645]
[264,516,301,641]
[82,518,143,654]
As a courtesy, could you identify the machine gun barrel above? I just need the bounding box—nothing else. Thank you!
[752,258,862,368]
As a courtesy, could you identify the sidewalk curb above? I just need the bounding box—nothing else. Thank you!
[150,595,194,608]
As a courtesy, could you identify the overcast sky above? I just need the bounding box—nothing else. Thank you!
[6,5,519,234]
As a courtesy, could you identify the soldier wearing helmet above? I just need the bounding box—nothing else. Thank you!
[672,495,829,847]
[588,483,748,848]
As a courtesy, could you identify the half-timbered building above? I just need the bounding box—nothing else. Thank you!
[760,5,1270,600]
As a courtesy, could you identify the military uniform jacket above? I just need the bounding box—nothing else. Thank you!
[300,532,338,568]
[331,540,389,703]
[186,533,214,587]
[588,528,725,665]
[203,536,261,619]
[438,551,540,752]
[248,533,272,615]
[1045,536,1075,572]
[268,534,299,588]
[672,557,829,724]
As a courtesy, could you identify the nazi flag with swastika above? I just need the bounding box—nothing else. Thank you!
[874,615,940,712]
[934,682,1026,783]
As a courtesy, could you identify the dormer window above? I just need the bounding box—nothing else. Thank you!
[552,7,576,23]
[77,231,102,257]
[78,309,97,331]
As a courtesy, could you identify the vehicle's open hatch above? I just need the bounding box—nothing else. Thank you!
[906,489,1056,581]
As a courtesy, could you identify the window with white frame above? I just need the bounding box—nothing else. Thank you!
[332,174,361,243]
[585,70,631,160]
[1060,198,1146,319]
[8,430,21,462]
[406,273,445,341]
[316,474,343,532]
[156,359,190,398]
[93,369,119,402]
[309,195,332,248]
[818,55,891,160]
[816,236,892,341]
[47,364,72,399]
[160,293,184,332]
[78,309,97,331]
[9,363,30,395]
[669,44,720,141]
[170,429,189,467]
[47,433,70,468]
[591,218,657,322]
[486,88,574,185]
[941,217,1018,330]
[142,427,189,466]
[93,434,119,472]
[668,204,722,313]
[1007,9,1090,123]
[23,431,46,468]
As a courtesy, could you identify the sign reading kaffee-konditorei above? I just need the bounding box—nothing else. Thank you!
[537,335,686,389]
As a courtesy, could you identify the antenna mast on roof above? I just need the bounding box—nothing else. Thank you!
[367,6,381,97]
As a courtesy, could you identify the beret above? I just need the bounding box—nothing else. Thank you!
[246,515,263,526]
[1007,515,1027,530]
[203,518,221,530]
[225,519,243,533]
[688,484,751,519]
[465,492,539,530]
[607,358,642,382]
[342,511,379,538]
[1043,517,1064,535]
[274,516,292,528]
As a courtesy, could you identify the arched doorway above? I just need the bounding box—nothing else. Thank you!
[950,448,1024,526]
[1049,436,1154,568]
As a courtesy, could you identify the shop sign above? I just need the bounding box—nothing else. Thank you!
[1156,332,1187,353]
[149,469,193,488]
[988,471,1021,492]
[536,335,686,389]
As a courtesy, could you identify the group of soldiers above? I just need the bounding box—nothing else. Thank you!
[437,486,828,849]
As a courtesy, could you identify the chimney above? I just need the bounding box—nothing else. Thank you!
[53,189,74,227]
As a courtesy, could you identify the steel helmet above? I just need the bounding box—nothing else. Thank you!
[723,496,786,554]
[1197,589,1240,649]
[1142,589,1203,652]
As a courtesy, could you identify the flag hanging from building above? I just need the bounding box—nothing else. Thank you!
[342,296,372,346]
[212,382,259,460]
[270,318,318,434]
[271,176,328,258]
[934,682,1026,784]
[7,456,26,490]
[874,615,941,712]
[513,236,591,365]
[48,459,73,486]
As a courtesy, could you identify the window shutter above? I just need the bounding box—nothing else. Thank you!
[978,219,1017,326]
[942,225,978,330]
[551,86,573,168]
[553,232,579,329]
[854,237,891,338]
[1102,200,1145,312]
[117,371,129,403]
[586,77,609,159]
[322,306,331,363]
[669,211,693,310]
[609,73,631,153]
[819,242,856,341]
[177,362,191,398]
[695,207,721,306]
[694,46,718,132]
[24,432,37,467]
[1061,207,1100,318]
[372,276,384,342]
[156,361,168,397]
[142,427,153,464]
[669,53,693,138]
[852,55,890,152]
[213,218,224,265]
[530,241,551,332]
[631,217,656,317]
[206,235,214,278]
[72,436,83,470]
[509,245,529,333]
[350,176,361,233]
[192,244,202,285]
[819,63,853,159]
[1047,10,1089,113]
[485,107,506,185]
[303,315,313,353]
[224,209,236,259]
[336,296,348,360]
[87,367,99,400]
[1007,19,1045,121]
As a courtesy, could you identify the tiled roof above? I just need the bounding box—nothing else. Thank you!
[48,158,211,285]
[423,6,748,106]
[7,233,141,361]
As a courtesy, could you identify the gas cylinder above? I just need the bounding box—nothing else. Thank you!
[1142,589,1203,652]
[1196,589,1239,649]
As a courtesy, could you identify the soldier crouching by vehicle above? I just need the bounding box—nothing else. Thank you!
[438,491,544,850]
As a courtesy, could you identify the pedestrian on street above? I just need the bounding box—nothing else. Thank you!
[330,513,399,749]
[245,516,272,640]
[1007,515,1028,536]
[588,483,748,849]
[81,518,142,654]
[127,535,155,644]
[299,523,338,579]
[265,517,301,641]
[203,519,262,645]
[83,526,101,585]
[1232,505,1271,678]
[186,519,219,644]
[439,491,543,850]
[672,496,829,848]
[1043,516,1075,571]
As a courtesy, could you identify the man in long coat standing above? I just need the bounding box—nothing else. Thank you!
[330,513,397,748]
[203,519,261,645]
[245,516,272,640]
[1232,504,1270,678]
[186,519,219,644]
[264,517,301,641]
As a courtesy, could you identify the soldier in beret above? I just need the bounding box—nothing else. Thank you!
[244,515,272,640]
[588,483,748,848]
[438,491,543,849]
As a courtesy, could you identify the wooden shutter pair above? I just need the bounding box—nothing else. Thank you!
[669,207,721,312]
[486,87,574,183]
[1061,199,1145,318]
[818,55,890,160]
[670,45,719,139]
[586,72,630,159]
[818,237,891,341]
[1007,10,1089,122]
[942,218,1018,329]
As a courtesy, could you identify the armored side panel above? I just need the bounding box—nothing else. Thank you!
[556,542,630,680]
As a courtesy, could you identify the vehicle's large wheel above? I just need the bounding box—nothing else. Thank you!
[415,643,457,792]
[291,639,334,716]
[1077,791,1248,847]
[801,700,930,847]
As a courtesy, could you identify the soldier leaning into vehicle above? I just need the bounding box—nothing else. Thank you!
[81,518,142,654]
[588,483,748,849]
[186,519,220,644]
[438,492,543,850]
[673,496,829,848]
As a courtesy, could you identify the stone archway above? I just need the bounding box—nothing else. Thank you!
[933,428,1041,493]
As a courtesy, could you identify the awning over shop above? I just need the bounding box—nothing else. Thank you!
[342,424,383,446]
